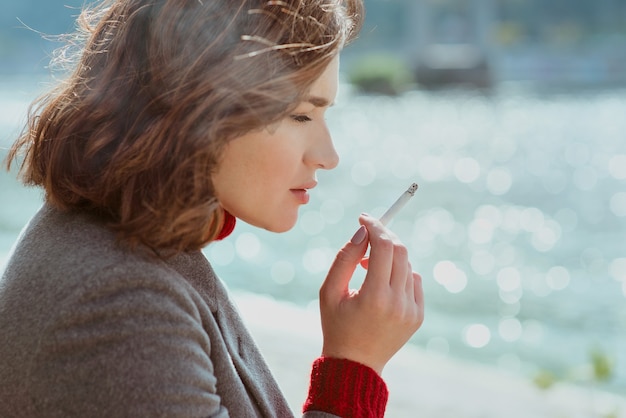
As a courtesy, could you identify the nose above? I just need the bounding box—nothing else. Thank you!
[305,125,339,170]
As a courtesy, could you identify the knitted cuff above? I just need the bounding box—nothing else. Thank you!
[303,356,388,418]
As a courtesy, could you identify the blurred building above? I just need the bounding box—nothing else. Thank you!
[349,0,626,88]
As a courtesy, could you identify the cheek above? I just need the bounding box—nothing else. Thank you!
[217,152,276,203]
[253,145,295,178]
[215,130,299,195]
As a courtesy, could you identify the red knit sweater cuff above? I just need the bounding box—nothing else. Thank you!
[303,356,388,418]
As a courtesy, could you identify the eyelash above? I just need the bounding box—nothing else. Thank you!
[291,114,312,123]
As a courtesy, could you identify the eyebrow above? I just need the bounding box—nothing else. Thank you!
[306,96,334,108]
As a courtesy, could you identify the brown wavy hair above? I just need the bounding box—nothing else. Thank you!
[6,0,363,254]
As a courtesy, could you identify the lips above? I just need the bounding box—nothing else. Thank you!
[290,180,317,205]
[290,189,310,204]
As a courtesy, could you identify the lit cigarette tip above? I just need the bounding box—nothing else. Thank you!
[379,182,419,226]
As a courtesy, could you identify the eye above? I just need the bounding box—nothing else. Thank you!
[290,114,312,123]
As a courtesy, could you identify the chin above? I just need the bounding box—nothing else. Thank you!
[239,216,297,234]
[265,220,297,233]
[262,213,299,233]
[231,206,299,233]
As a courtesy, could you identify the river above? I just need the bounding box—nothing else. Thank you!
[1,76,625,397]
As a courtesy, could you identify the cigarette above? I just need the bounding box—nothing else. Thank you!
[379,183,419,226]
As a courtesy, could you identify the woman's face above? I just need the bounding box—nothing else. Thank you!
[212,56,340,232]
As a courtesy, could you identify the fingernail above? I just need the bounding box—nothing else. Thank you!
[350,225,367,245]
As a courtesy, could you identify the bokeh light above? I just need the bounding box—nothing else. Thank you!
[470,250,496,276]
[235,233,262,261]
[207,240,235,266]
[468,218,495,244]
[351,161,377,186]
[608,154,626,179]
[546,266,571,291]
[417,155,447,182]
[498,317,523,342]
[454,157,481,183]
[299,211,325,236]
[433,260,468,294]
[572,166,598,191]
[271,260,295,285]
[463,324,491,348]
[319,199,345,224]
[486,167,512,195]
[610,192,626,217]
[302,247,334,275]
[497,267,521,292]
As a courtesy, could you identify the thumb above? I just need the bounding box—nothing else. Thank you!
[320,225,369,301]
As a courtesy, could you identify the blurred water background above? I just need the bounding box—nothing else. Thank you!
[2,74,625,398]
[2,0,626,401]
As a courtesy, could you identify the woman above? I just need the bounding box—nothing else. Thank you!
[0,0,424,416]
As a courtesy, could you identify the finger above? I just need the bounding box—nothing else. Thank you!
[404,263,414,295]
[413,272,425,328]
[389,245,410,292]
[358,215,394,293]
[413,272,424,305]
[320,225,369,303]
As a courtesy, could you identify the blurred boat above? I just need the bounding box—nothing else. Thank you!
[415,42,492,89]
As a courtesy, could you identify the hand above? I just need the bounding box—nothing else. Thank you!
[319,213,424,375]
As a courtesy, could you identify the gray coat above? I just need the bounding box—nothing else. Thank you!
[0,205,334,417]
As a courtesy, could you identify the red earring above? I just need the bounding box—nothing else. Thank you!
[216,210,236,240]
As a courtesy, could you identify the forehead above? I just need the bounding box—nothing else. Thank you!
[305,56,339,107]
